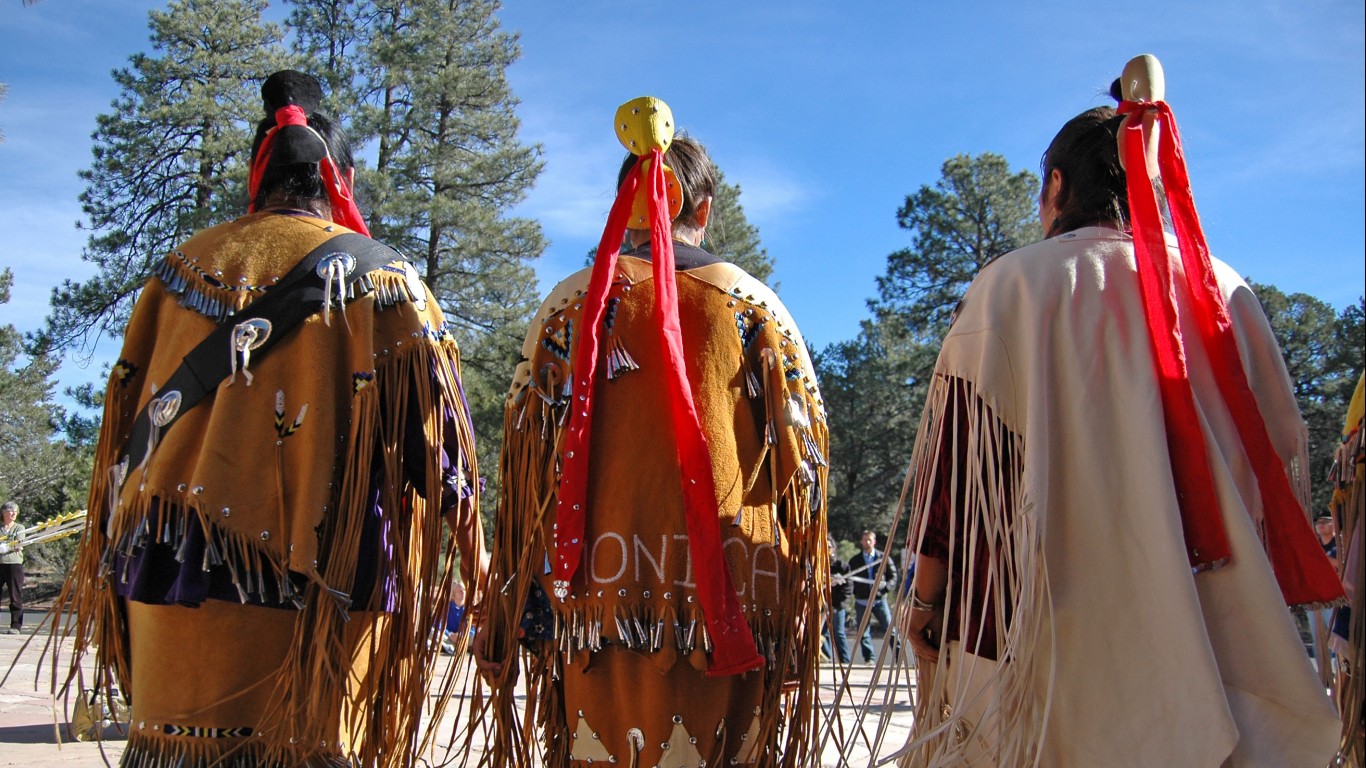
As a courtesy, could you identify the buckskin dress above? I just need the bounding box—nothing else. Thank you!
[480,245,829,768]
[53,211,484,768]
[899,227,1340,767]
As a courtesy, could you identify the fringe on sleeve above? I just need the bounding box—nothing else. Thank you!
[254,285,482,768]
[892,374,1050,768]
[1326,375,1364,766]
[759,328,831,768]
[40,283,162,732]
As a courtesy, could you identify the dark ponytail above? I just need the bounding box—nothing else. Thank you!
[1039,103,1129,237]
[616,134,716,228]
[249,70,355,211]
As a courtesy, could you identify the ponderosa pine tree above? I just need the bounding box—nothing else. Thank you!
[358,0,543,332]
[814,320,929,542]
[42,0,288,354]
[0,270,88,523]
[285,0,371,130]
[1250,283,1365,513]
[326,0,545,494]
[871,153,1039,344]
[819,153,1038,538]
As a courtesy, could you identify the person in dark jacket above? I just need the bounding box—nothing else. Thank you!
[823,536,852,663]
[850,530,897,663]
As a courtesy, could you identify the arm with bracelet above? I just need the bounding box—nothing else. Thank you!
[904,555,947,663]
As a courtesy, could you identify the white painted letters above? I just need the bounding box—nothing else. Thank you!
[590,532,628,583]
[634,535,667,582]
[580,530,782,596]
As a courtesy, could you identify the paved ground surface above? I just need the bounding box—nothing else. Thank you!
[2,613,913,767]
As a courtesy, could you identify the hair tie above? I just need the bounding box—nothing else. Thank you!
[274,104,308,128]
[247,106,311,212]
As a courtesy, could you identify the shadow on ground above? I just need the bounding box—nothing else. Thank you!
[0,722,128,745]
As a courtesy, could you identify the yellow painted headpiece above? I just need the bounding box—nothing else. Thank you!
[614,96,684,226]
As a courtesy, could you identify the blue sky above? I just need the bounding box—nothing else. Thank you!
[1,0,1362,395]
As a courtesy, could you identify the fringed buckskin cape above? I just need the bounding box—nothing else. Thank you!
[1328,374,1364,764]
[51,212,483,768]
[478,253,828,768]
[900,228,1340,767]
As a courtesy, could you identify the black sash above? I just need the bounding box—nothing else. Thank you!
[119,232,402,479]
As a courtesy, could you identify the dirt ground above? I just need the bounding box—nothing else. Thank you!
[1,610,911,767]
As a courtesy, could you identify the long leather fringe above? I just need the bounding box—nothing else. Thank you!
[1328,389,1364,767]
[893,374,1048,768]
[117,730,349,767]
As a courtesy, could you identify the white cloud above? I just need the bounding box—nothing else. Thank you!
[0,199,92,332]
[514,125,620,242]
[721,162,813,231]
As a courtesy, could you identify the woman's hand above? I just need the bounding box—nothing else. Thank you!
[903,603,944,664]
[471,626,514,684]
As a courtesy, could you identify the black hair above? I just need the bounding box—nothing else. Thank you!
[615,134,716,228]
[1109,79,1125,103]
[1038,105,1129,237]
[250,70,355,211]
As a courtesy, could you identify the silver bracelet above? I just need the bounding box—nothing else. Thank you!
[908,591,939,612]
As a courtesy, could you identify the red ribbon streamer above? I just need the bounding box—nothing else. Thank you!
[556,150,763,675]
[1119,100,1344,607]
[1120,113,1231,570]
[318,156,369,237]
[247,105,370,237]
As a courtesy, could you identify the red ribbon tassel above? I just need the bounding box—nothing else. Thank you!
[555,162,639,591]
[1120,101,1344,608]
[557,150,763,675]
[319,156,370,237]
[1121,116,1231,570]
